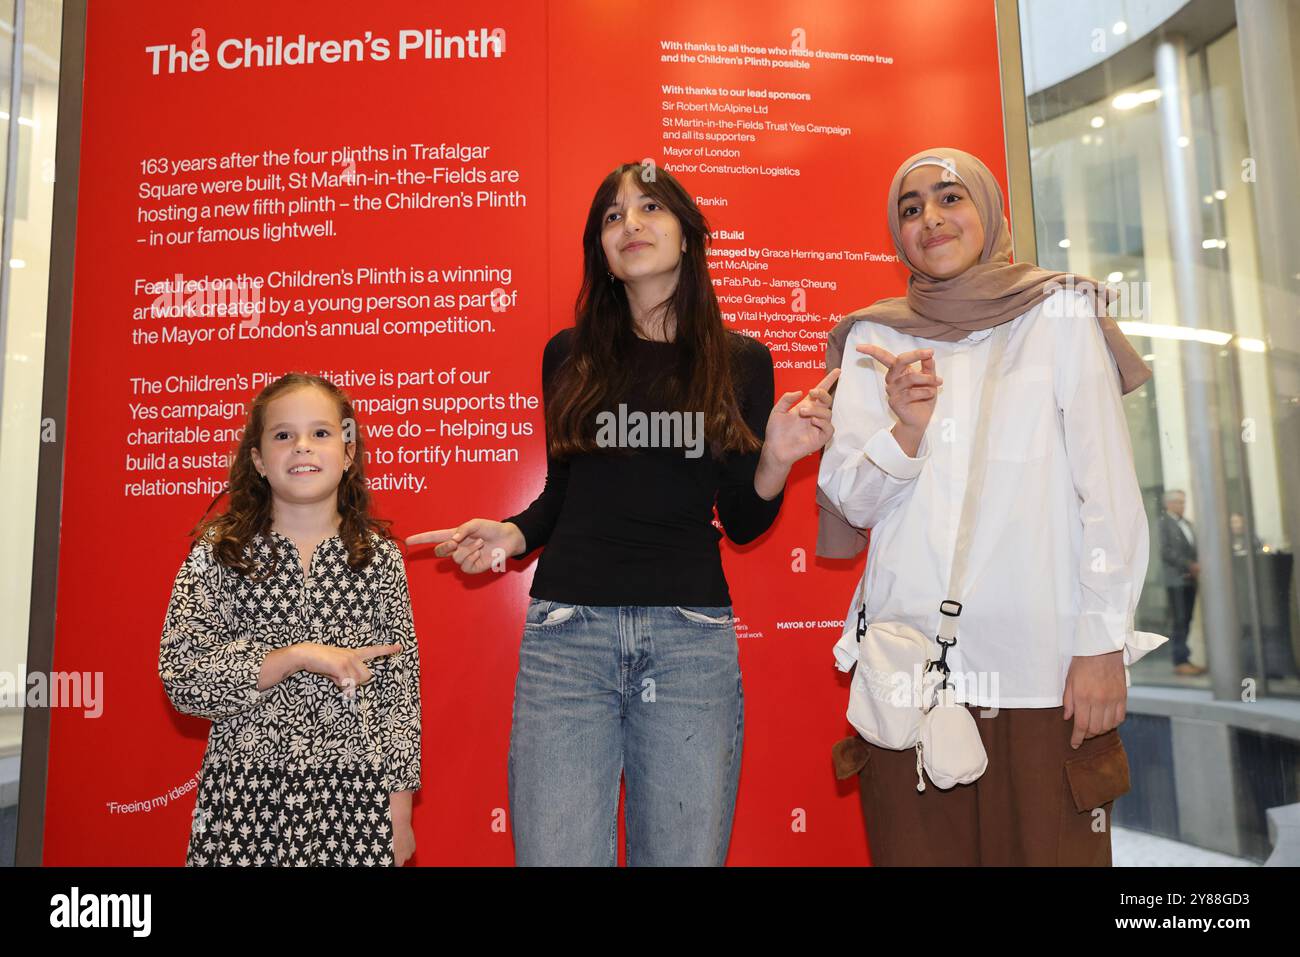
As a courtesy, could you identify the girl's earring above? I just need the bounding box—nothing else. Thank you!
[607,271,615,283]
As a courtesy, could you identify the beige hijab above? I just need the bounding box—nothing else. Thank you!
[815,146,1153,559]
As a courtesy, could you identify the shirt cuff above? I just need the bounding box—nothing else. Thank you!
[863,426,929,480]
[1123,631,1169,667]
[1074,613,1169,666]
[833,629,858,672]
[231,640,276,713]
[387,774,421,793]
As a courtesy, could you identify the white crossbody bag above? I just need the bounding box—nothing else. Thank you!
[846,324,1008,791]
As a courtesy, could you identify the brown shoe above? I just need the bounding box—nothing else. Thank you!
[1174,662,1209,676]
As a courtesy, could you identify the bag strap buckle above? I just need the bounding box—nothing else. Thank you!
[928,599,962,683]
[936,599,961,646]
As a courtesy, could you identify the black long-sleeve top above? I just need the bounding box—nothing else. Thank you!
[501,327,784,605]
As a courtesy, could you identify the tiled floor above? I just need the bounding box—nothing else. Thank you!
[0,812,1264,869]
[1113,826,1258,867]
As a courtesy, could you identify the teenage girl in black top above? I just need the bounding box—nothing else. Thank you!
[410,162,836,865]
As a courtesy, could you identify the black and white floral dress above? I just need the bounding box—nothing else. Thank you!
[159,530,421,866]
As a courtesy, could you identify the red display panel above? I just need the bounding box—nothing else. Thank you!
[41,0,1007,864]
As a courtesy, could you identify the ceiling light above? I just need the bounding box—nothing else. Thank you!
[1119,321,1232,345]
[1113,89,1161,110]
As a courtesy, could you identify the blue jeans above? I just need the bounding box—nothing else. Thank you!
[508,600,744,866]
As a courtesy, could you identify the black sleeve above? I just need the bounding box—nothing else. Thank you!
[501,329,573,558]
[715,334,783,545]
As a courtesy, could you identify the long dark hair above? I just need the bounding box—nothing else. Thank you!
[546,162,760,460]
[191,373,392,579]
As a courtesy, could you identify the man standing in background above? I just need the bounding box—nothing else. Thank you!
[1160,490,1208,676]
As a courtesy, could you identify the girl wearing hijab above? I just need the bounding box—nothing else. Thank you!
[818,147,1166,866]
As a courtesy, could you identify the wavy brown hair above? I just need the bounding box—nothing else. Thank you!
[546,162,761,460]
[191,373,392,579]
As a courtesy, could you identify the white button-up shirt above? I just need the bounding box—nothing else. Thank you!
[819,289,1166,709]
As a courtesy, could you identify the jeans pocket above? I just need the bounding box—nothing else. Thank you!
[673,605,734,627]
[1064,735,1131,811]
[524,599,579,629]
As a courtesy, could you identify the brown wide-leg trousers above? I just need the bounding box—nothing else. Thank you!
[832,705,1131,866]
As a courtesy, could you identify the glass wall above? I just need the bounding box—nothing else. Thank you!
[1019,0,1300,699]
[0,0,63,866]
